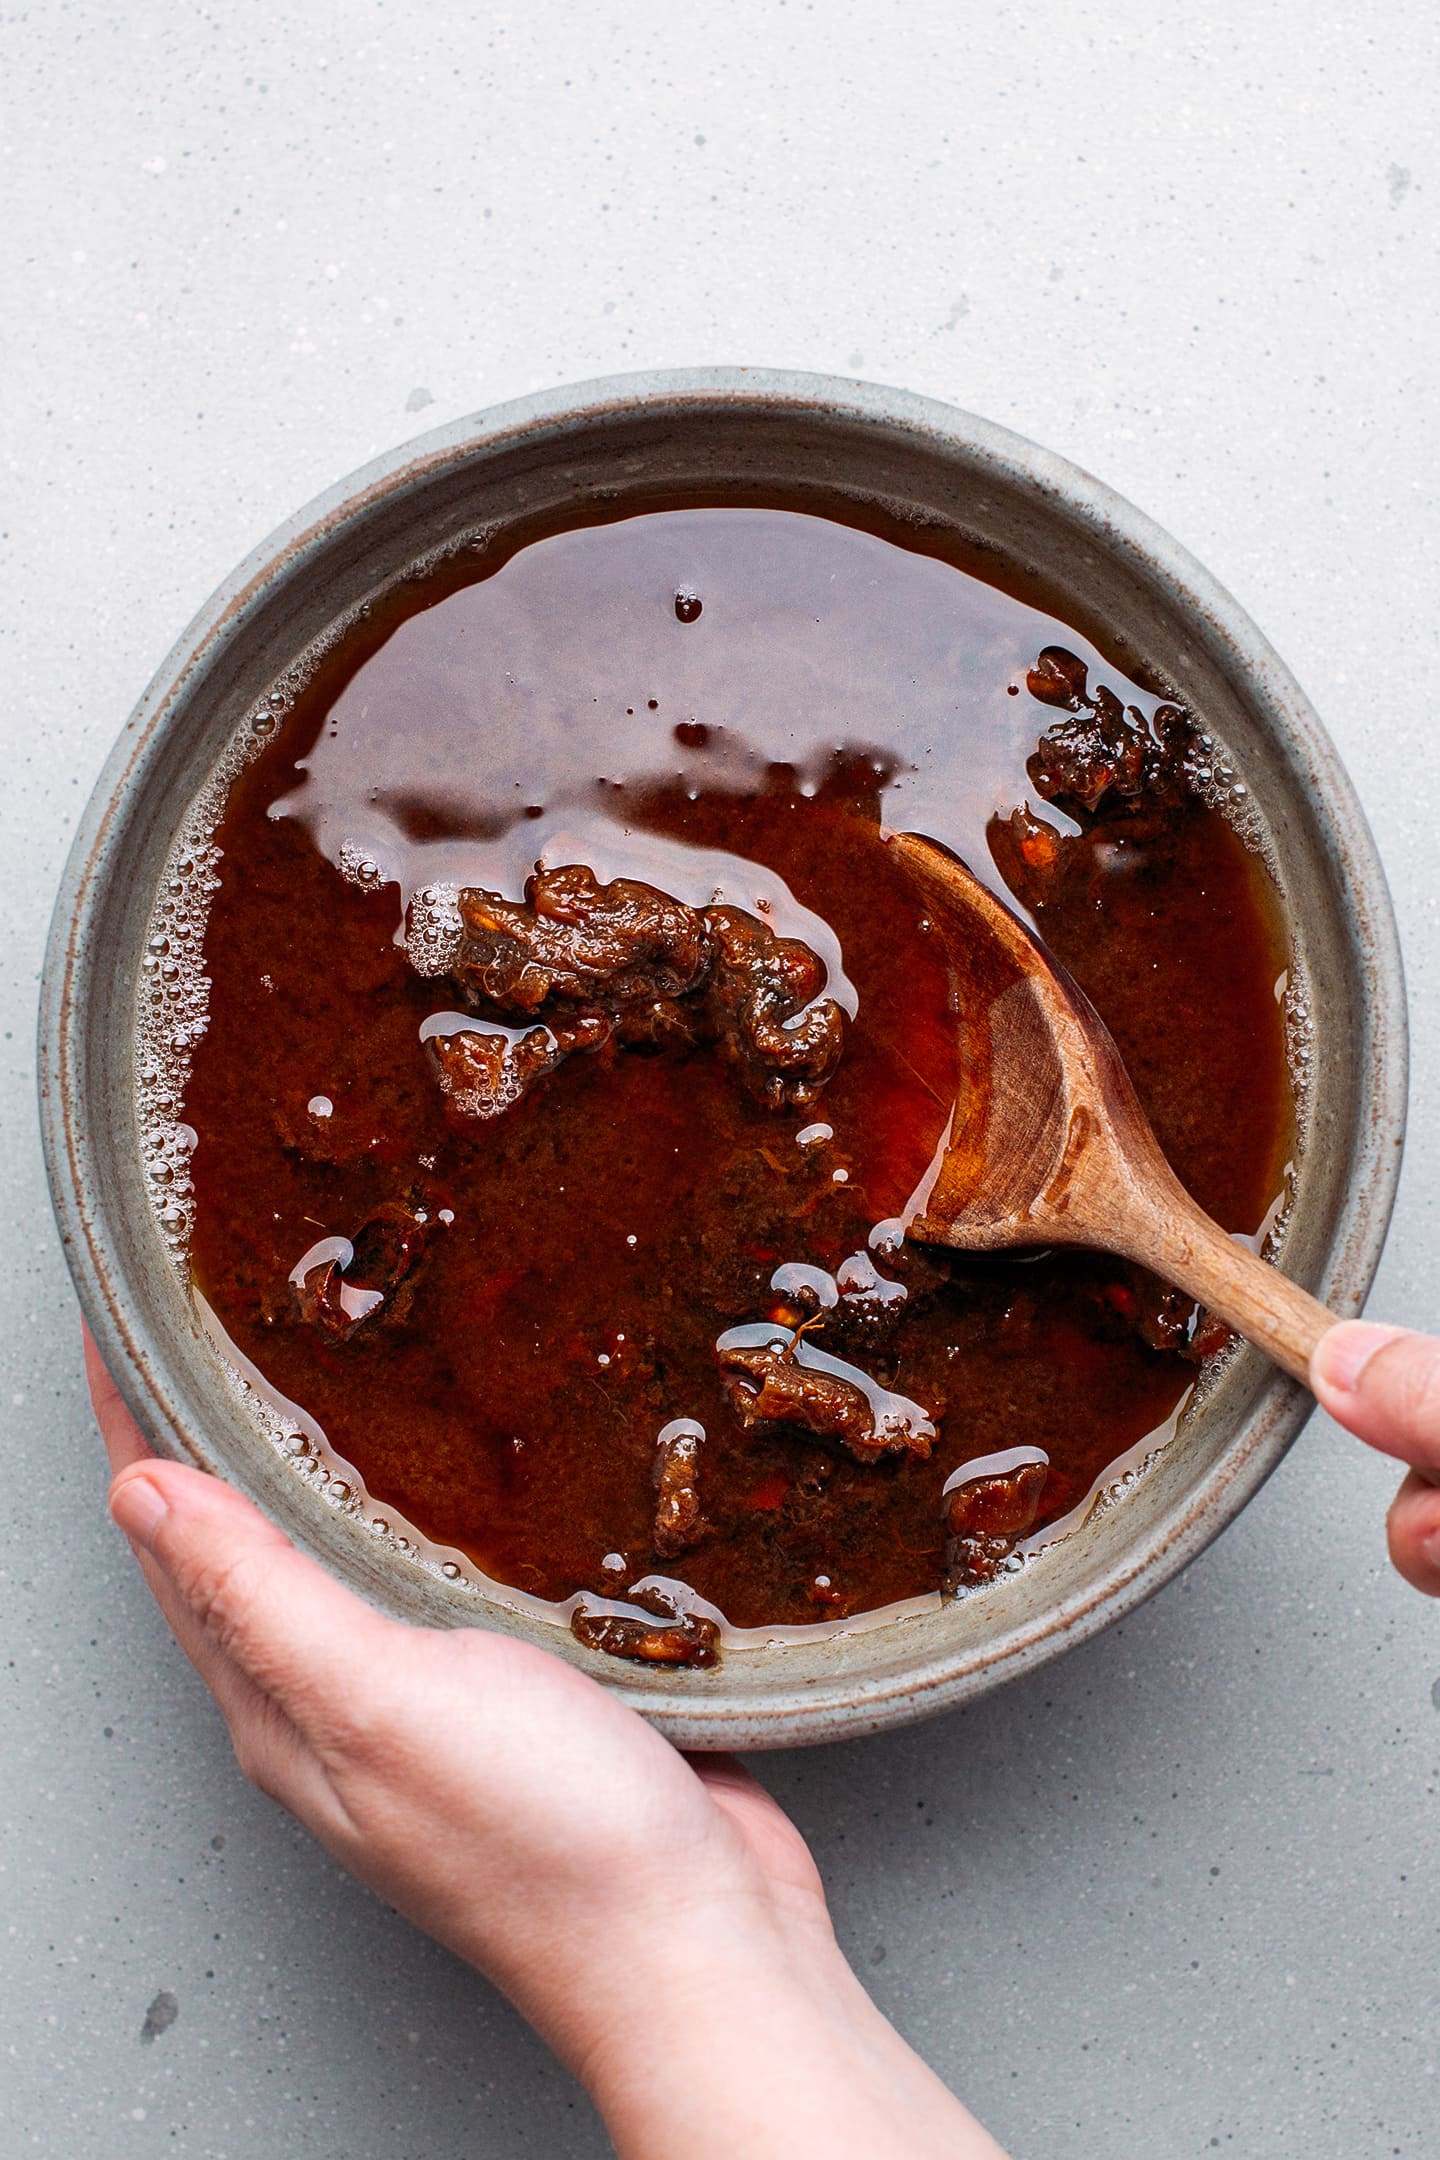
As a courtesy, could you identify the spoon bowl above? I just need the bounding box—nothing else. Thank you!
[890,830,1338,1384]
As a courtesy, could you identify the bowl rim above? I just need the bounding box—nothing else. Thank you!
[38,365,1409,1747]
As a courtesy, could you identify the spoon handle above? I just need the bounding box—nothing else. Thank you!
[1115,1177,1337,1385]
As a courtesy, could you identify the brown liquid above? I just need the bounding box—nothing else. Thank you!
[183,505,1294,1632]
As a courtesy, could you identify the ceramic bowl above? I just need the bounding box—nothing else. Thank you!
[38,369,1407,1748]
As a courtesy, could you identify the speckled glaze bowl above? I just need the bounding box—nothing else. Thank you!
[38,369,1407,1749]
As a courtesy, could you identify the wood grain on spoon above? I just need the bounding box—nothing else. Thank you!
[887,829,1336,1385]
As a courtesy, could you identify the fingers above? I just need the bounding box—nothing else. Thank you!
[87,1321,396,1733]
[108,1461,402,1834]
[1386,1471,1440,1597]
[84,1327,313,1799]
[1310,1323,1440,1474]
[83,1323,155,1473]
[108,1458,397,1738]
[1311,1324,1440,1600]
[86,1325,383,1730]
[114,1483,291,1725]
[125,1521,330,1809]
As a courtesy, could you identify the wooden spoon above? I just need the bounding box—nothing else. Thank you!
[887,830,1336,1384]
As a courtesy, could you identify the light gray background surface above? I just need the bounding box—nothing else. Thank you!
[4,3,1437,2154]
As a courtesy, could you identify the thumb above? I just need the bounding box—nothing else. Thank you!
[1310,1324,1440,1600]
[1310,1323,1440,1476]
[110,1458,397,1730]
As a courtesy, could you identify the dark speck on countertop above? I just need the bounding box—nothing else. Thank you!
[139,1990,179,2045]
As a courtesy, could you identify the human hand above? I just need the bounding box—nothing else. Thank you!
[87,1329,1005,2159]
[1310,1322,1440,1595]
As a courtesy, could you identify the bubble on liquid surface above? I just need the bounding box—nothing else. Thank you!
[405,883,464,977]
[136,604,371,1266]
[338,841,387,891]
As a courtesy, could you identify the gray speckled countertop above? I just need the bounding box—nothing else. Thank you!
[3,5,1437,2154]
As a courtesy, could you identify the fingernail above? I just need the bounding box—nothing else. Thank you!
[110,1473,169,1551]
[1313,1322,1410,1395]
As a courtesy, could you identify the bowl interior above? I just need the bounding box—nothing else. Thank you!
[42,372,1405,1748]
